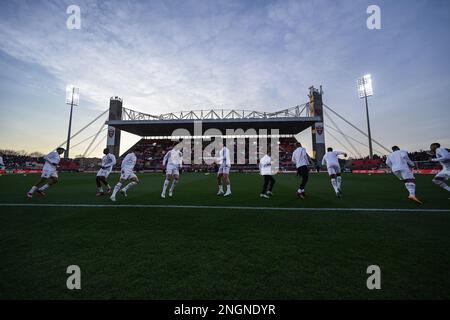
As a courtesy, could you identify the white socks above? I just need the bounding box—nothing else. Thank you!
[28,186,38,194]
[28,184,50,195]
[218,185,224,192]
[111,182,122,197]
[112,181,136,197]
[331,179,339,193]
[169,180,178,193]
[226,184,231,193]
[162,179,170,194]
[433,179,450,192]
[404,182,416,196]
[123,181,137,192]
[337,176,342,189]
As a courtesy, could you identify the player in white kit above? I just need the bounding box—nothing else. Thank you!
[291,142,312,199]
[161,144,183,198]
[96,148,117,196]
[216,142,232,197]
[259,151,276,199]
[386,146,422,204]
[26,147,65,198]
[0,154,5,171]
[321,147,347,197]
[430,143,450,198]
[110,148,142,202]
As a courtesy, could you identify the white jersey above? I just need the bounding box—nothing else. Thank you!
[386,150,414,172]
[292,147,310,168]
[42,151,61,172]
[163,149,183,168]
[101,153,116,170]
[121,152,137,172]
[218,147,231,167]
[0,156,4,167]
[322,151,345,168]
[433,147,450,171]
[259,154,272,175]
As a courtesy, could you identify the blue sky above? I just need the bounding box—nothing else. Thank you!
[0,0,449,157]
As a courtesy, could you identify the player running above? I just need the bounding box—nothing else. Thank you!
[386,146,422,204]
[95,148,116,196]
[161,143,183,198]
[321,147,347,197]
[110,148,142,202]
[291,142,312,199]
[216,142,232,197]
[430,143,450,198]
[26,147,65,198]
[259,151,275,199]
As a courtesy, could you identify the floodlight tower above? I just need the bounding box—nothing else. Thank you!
[64,85,80,159]
[309,86,326,162]
[357,74,374,159]
[107,97,123,158]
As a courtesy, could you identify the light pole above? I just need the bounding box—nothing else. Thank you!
[357,74,374,159]
[65,85,80,159]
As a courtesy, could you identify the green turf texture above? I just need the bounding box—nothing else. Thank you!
[0,172,449,299]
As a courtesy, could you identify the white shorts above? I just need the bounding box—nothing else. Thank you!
[393,169,414,180]
[166,165,180,176]
[120,170,137,181]
[434,168,450,180]
[218,165,230,175]
[327,164,341,176]
[97,168,112,178]
[41,169,58,179]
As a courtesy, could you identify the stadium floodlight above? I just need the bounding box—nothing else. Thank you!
[357,74,374,158]
[66,85,80,106]
[357,74,373,98]
[64,85,80,159]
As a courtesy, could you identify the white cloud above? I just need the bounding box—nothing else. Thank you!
[0,0,334,113]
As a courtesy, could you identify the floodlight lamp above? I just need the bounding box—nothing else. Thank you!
[66,85,80,106]
[357,74,373,98]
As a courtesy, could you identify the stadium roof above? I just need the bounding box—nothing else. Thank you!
[106,105,322,137]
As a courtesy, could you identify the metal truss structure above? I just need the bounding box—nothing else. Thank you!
[121,103,310,121]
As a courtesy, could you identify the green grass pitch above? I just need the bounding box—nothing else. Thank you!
[0,172,449,299]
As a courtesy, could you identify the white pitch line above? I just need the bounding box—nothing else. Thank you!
[0,203,449,213]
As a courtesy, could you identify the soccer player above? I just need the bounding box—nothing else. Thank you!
[322,147,347,197]
[26,147,65,198]
[386,146,422,204]
[110,148,142,202]
[291,142,311,199]
[216,142,232,197]
[0,154,5,170]
[161,143,183,198]
[259,151,275,199]
[96,148,116,196]
[430,143,450,197]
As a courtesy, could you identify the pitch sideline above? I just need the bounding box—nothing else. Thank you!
[0,203,449,213]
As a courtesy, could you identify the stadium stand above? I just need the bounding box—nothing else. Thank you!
[0,147,444,172]
[118,137,302,172]
[0,153,81,172]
